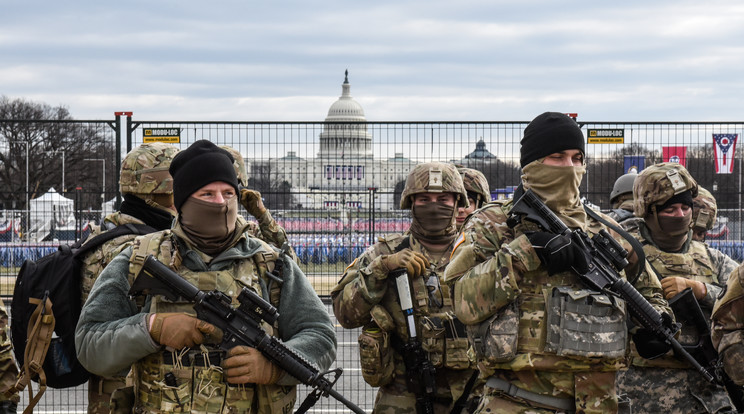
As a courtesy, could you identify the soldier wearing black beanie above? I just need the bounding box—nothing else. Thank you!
[169,140,240,213]
[520,112,585,167]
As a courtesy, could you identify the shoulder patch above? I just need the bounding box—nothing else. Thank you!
[344,257,358,273]
[452,233,466,259]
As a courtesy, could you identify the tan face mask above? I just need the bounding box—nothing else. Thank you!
[410,201,458,244]
[179,196,238,255]
[645,209,692,252]
[521,161,587,230]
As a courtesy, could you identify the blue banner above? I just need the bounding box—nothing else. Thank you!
[623,155,645,174]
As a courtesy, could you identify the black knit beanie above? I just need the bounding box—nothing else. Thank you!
[520,112,585,167]
[657,190,694,213]
[169,140,240,212]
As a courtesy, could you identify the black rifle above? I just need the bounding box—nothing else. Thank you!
[669,288,744,412]
[392,269,436,414]
[507,189,715,383]
[129,255,365,414]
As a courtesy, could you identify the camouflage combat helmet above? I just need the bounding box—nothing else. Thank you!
[693,186,717,231]
[400,162,468,209]
[457,167,490,208]
[633,162,698,217]
[119,142,179,195]
[220,145,248,187]
[610,172,638,204]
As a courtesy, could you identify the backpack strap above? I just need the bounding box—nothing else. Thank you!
[73,223,156,259]
[8,294,55,414]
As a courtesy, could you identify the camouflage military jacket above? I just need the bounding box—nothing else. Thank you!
[80,211,150,305]
[444,200,670,376]
[332,232,473,369]
[712,263,744,368]
[708,246,739,293]
[635,221,728,310]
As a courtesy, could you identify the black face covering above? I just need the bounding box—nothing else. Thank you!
[119,193,175,231]
[409,201,457,244]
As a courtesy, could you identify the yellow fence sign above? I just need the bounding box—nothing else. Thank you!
[143,128,181,143]
[587,129,624,144]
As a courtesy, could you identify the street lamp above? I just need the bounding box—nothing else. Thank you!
[83,158,105,202]
[43,150,65,192]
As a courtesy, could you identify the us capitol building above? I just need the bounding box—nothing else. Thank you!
[244,71,493,211]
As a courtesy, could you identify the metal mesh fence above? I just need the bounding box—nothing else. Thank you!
[2,117,744,412]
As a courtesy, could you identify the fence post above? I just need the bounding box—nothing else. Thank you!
[113,111,133,210]
[368,187,377,245]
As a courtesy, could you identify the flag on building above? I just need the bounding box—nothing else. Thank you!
[623,155,645,174]
[662,146,687,167]
[713,133,737,174]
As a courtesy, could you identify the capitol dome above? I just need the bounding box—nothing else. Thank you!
[318,70,373,159]
[326,71,366,121]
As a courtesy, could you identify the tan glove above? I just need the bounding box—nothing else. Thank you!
[223,346,282,384]
[148,313,219,349]
[240,188,267,218]
[381,249,430,278]
[660,277,707,300]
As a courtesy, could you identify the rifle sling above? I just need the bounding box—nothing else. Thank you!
[485,376,575,412]
[450,369,478,414]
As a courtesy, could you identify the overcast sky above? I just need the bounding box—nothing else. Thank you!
[2,1,744,122]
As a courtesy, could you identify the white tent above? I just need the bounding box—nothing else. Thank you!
[28,188,76,241]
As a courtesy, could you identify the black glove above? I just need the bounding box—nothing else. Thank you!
[632,312,676,360]
[525,231,589,275]
[632,328,672,359]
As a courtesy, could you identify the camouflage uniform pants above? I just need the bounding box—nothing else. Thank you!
[372,368,479,414]
[617,366,735,414]
[475,370,618,414]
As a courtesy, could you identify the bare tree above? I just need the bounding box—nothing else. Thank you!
[0,96,113,210]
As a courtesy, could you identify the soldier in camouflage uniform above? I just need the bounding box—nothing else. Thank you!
[76,140,335,413]
[616,162,735,413]
[332,162,482,413]
[693,186,739,277]
[220,145,295,259]
[712,262,744,388]
[607,172,642,232]
[692,186,718,243]
[0,300,18,413]
[456,167,490,231]
[444,112,671,414]
[78,142,179,413]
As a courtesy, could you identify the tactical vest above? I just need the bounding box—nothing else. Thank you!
[476,208,628,376]
[358,233,472,389]
[633,231,718,368]
[127,230,294,414]
[642,240,717,285]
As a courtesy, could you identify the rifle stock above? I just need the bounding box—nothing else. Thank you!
[129,255,365,414]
